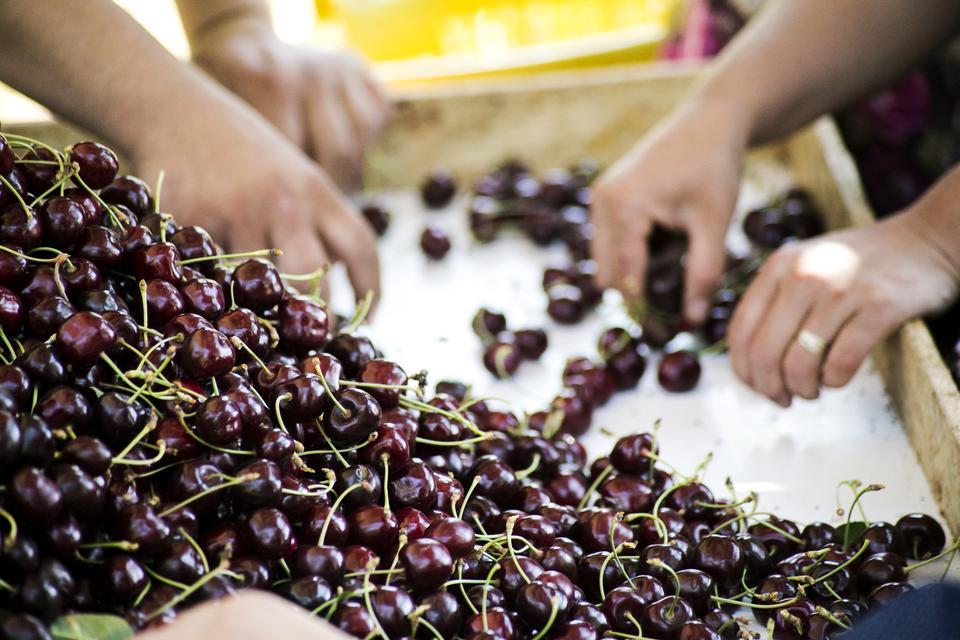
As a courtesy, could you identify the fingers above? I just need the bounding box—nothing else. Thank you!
[339,73,390,148]
[822,312,898,388]
[311,183,381,308]
[683,218,728,323]
[728,251,791,385]
[268,207,333,300]
[781,295,857,399]
[304,72,364,192]
[591,183,652,301]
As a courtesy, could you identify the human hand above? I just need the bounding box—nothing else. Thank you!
[190,16,390,191]
[728,211,960,406]
[591,106,748,323]
[135,590,352,640]
[130,88,380,305]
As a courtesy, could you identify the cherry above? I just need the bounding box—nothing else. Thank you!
[167,225,215,261]
[743,207,791,248]
[69,141,118,189]
[56,311,117,367]
[279,295,330,351]
[233,258,283,311]
[401,538,454,591]
[603,582,663,633]
[641,544,687,584]
[895,513,945,560]
[470,456,520,507]
[473,308,508,343]
[35,385,91,433]
[357,358,407,409]
[335,464,383,510]
[143,279,185,327]
[118,224,154,256]
[421,171,457,208]
[132,242,183,283]
[323,387,382,444]
[282,575,333,611]
[360,202,391,236]
[679,621,721,640]
[550,389,593,436]
[0,134,13,175]
[643,596,695,639]
[599,475,653,513]
[464,607,515,640]
[801,522,838,550]
[0,614,52,640]
[348,505,399,554]
[155,540,206,584]
[100,176,153,215]
[10,467,63,521]
[116,503,171,556]
[420,225,451,259]
[298,504,348,548]
[693,535,743,587]
[856,522,905,556]
[245,507,295,559]
[424,517,475,558]
[324,333,377,377]
[180,327,235,379]
[274,374,326,422]
[483,341,521,378]
[103,554,148,604]
[38,197,85,247]
[658,351,701,392]
[18,147,59,195]
[855,552,906,593]
[0,284,24,332]
[371,586,416,636]
[546,284,585,324]
[0,243,28,288]
[216,307,269,357]
[419,591,462,637]
[389,460,438,511]
[498,556,544,601]
[868,581,914,607]
[334,601,376,637]
[516,581,568,630]
[0,206,42,249]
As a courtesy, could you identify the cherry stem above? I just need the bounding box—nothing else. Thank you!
[0,506,18,549]
[146,559,231,621]
[384,533,406,586]
[0,244,63,264]
[456,561,479,615]
[113,440,167,466]
[315,366,349,416]
[540,409,565,440]
[399,396,484,437]
[514,453,541,480]
[362,559,390,640]
[815,606,852,631]
[110,412,158,463]
[381,455,392,515]
[319,482,370,546]
[343,290,374,334]
[159,472,258,517]
[176,409,255,456]
[530,597,560,640]
[0,173,33,217]
[79,540,139,552]
[179,248,281,266]
[415,434,492,447]
[142,565,189,591]
[504,516,530,583]
[648,559,680,616]
[273,393,293,434]
[179,526,209,573]
[315,418,350,468]
[413,614,444,640]
[279,264,331,281]
[481,562,501,628]
[29,170,74,208]
[577,463,614,510]
[154,170,165,214]
[456,476,482,520]
[842,483,884,549]
[299,432,377,457]
[73,173,126,228]
[229,336,269,371]
[903,534,960,573]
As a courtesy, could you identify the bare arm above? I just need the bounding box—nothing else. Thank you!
[694,0,960,145]
[0,0,380,302]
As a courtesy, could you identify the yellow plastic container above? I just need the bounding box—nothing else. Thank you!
[317,0,681,84]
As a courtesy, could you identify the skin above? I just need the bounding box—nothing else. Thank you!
[593,0,960,405]
[135,590,355,640]
[0,0,386,305]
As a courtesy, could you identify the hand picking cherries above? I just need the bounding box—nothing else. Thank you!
[0,131,942,640]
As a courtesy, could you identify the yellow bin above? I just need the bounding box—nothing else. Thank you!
[316,0,682,84]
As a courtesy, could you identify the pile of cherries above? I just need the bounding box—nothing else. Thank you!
[0,130,941,640]
[461,160,827,395]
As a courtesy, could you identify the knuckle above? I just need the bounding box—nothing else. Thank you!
[824,350,860,386]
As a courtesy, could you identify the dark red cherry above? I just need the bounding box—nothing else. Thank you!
[603,582,663,633]
[233,258,283,311]
[180,278,225,319]
[658,351,701,392]
[39,197,85,247]
[895,513,946,560]
[402,538,454,591]
[70,141,118,189]
[132,242,182,283]
[361,202,390,236]
[599,475,652,513]
[216,307,270,358]
[483,341,521,378]
[0,284,24,332]
[334,601,376,637]
[324,333,377,377]
[10,467,63,521]
[170,226,217,262]
[0,134,13,175]
[347,505,398,554]
[279,295,330,351]
[856,522,905,556]
[0,243,28,288]
[143,279,185,327]
[281,575,333,611]
[424,518,475,558]
[389,460,438,511]
[56,311,117,367]
[421,171,457,208]
[419,590,462,637]
[357,359,407,409]
[693,535,743,587]
[0,206,42,249]
[547,284,585,324]
[323,387,381,444]
[245,507,295,559]
[180,327,235,379]
[116,503,171,556]
[472,308,508,343]
[420,225,451,259]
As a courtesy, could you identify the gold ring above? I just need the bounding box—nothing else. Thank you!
[796,329,827,356]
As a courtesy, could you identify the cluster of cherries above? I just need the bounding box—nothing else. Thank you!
[473,308,548,379]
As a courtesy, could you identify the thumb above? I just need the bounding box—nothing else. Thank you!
[683,220,728,325]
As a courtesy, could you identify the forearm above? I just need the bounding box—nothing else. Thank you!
[174,0,273,48]
[906,165,960,279]
[685,0,960,145]
[0,0,270,165]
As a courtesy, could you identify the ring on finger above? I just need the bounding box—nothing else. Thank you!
[796,329,827,356]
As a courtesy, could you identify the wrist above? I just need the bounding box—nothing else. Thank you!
[901,186,960,282]
[673,77,754,153]
[183,2,274,53]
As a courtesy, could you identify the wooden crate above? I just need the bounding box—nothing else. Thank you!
[370,63,960,534]
[9,63,960,533]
